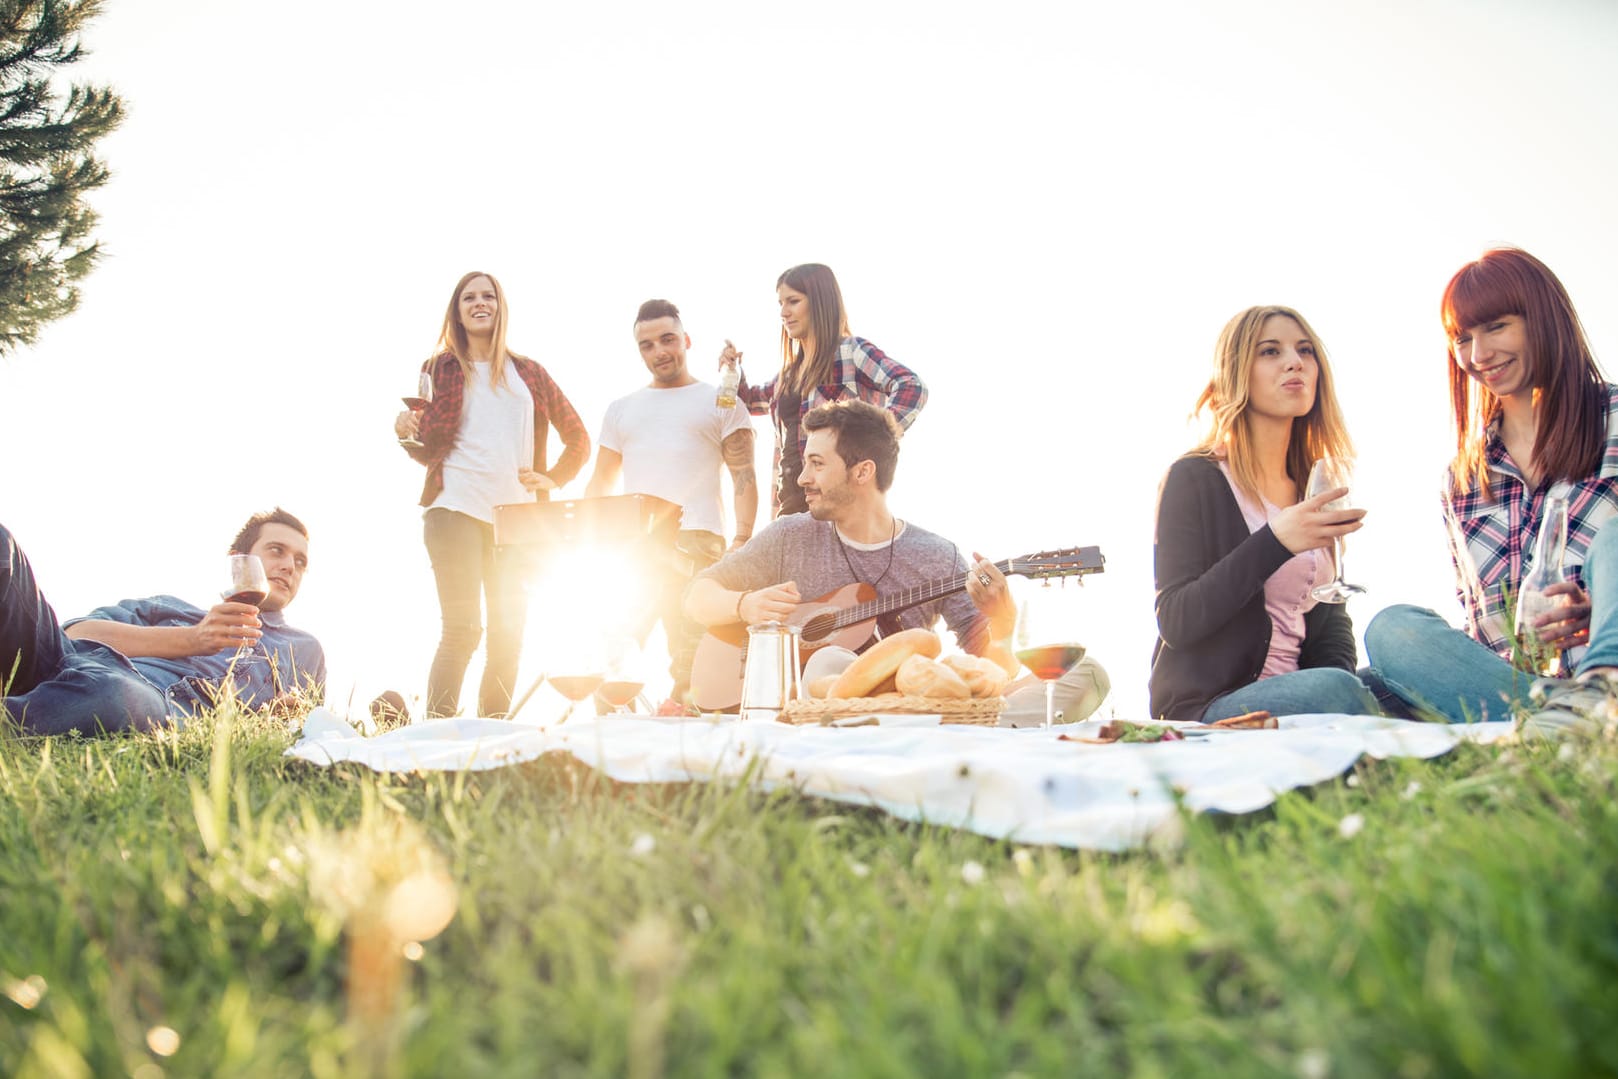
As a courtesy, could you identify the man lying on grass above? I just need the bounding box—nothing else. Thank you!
[2,508,325,737]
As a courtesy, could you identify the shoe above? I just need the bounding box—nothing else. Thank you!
[1519,669,1618,741]
[655,697,692,717]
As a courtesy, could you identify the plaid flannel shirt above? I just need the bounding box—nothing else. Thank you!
[736,335,927,512]
[405,352,590,507]
[1443,382,1618,662]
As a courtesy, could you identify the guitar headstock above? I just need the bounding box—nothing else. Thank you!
[1004,546,1105,581]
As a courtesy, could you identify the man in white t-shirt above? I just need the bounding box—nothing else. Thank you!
[585,299,758,710]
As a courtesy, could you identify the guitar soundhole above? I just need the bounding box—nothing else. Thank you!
[801,612,836,643]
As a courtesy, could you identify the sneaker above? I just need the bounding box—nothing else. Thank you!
[1519,669,1618,741]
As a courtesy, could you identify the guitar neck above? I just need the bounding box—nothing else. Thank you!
[831,559,1013,631]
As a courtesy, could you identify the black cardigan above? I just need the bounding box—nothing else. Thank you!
[1148,453,1357,722]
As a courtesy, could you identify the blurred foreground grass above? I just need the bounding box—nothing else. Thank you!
[2,707,1616,1078]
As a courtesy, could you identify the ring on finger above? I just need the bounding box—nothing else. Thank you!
[977,573,992,587]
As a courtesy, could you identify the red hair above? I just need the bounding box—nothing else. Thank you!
[1442,248,1604,498]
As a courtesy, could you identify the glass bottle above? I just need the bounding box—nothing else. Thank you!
[1514,493,1569,676]
[716,360,740,409]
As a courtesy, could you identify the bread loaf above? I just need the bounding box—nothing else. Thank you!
[895,655,971,699]
[828,628,942,698]
[941,654,1011,699]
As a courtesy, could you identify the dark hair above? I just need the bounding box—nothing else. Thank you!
[1441,248,1604,497]
[802,400,901,491]
[230,507,308,555]
[777,263,849,396]
[634,298,682,328]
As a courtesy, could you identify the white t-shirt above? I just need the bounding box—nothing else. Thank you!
[598,380,753,536]
[432,361,536,524]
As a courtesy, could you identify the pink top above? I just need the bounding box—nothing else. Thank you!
[1219,463,1329,678]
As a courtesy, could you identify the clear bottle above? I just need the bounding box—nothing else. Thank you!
[1514,492,1569,675]
[716,360,740,409]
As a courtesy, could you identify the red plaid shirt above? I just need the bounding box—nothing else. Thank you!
[736,335,927,512]
[404,352,590,507]
[1443,382,1618,661]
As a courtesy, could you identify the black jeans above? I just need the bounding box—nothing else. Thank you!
[423,509,529,718]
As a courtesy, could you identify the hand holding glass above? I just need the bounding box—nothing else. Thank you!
[398,370,433,450]
[1306,456,1365,603]
[223,554,269,656]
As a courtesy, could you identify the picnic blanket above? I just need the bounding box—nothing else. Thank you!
[286,711,1512,852]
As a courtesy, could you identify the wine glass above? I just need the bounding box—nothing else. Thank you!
[222,554,269,658]
[548,672,605,724]
[398,369,433,450]
[1306,456,1366,603]
[1013,584,1088,730]
[596,637,647,714]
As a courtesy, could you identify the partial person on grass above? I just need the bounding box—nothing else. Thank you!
[1149,306,1380,724]
[584,298,758,713]
[685,399,1111,723]
[1364,248,1618,738]
[719,263,927,518]
[3,508,324,737]
[395,271,590,719]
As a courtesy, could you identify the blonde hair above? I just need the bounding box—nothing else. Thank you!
[436,271,524,386]
[1192,305,1355,503]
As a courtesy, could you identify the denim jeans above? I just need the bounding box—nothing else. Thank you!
[423,509,530,719]
[1201,666,1381,722]
[2,523,167,736]
[1365,520,1618,723]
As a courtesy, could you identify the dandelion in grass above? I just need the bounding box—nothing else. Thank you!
[630,833,656,857]
[960,860,986,885]
[1402,781,1422,800]
[1338,813,1365,839]
[848,860,870,878]
[1345,773,1360,788]
[145,1025,181,1056]
[3,973,45,1009]
[1012,849,1033,876]
[1296,1047,1330,1079]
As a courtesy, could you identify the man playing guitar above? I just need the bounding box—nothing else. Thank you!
[685,400,1019,696]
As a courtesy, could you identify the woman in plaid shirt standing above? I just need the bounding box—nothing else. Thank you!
[1365,248,1618,736]
[718,263,926,518]
[395,271,590,719]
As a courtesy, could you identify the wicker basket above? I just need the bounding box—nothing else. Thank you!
[779,694,1006,726]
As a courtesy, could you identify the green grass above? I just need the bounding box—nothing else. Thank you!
[2,707,1616,1078]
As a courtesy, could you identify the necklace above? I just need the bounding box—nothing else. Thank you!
[834,517,899,590]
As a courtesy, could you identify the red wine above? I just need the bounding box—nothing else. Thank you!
[402,396,429,410]
[1015,643,1086,681]
[598,680,645,707]
[226,590,267,607]
[549,675,605,702]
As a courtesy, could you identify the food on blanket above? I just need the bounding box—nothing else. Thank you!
[1209,710,1278,730]
[895,655,971,699]
[1063,720,1185,744]
[829,628,942,698]
[941,654,1011,699]
[806,674,840,699]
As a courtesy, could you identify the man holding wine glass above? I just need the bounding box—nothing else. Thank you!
[61,508,326,721]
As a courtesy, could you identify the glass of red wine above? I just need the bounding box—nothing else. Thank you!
[1013,585,1087,730]
[548,673,605,724]
[596,637,646,714]
[398,369,434,450]
[223,554,270,657]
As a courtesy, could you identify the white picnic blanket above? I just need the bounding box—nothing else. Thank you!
[285,711,1512,852]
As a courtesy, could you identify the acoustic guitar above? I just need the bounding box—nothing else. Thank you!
[688,546,1105,711]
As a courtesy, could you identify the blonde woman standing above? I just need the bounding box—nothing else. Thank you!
[395,271,589,718]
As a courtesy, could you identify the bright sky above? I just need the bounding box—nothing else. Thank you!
[4,0,1617,720]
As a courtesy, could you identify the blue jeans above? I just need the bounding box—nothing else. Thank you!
[1202,666,1381,722]
[1364,521,1618,723]
[424,509,530,719]
[2,523,166,736]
